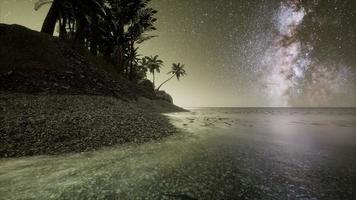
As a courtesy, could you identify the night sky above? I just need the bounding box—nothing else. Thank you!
[1,0,356,107]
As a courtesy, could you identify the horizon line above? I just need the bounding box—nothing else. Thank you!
[183,106,356,109]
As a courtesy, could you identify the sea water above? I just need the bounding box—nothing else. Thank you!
[1,108,355,199]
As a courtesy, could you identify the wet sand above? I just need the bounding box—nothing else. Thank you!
[1,108,356,199]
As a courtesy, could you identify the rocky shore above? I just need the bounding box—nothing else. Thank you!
[0,94,181,157]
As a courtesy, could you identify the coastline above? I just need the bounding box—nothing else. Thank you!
[0,24,187,158]
[0,93,186,158]
[1,108,355,199]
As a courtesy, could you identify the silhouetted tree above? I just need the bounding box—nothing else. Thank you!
[156,63,187,91]
[95,0,157,76]
[144,55,163,88]
[35,0,59,34]
[35,0,105,39]
[35,0,163,82]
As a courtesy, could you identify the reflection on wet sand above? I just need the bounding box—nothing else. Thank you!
[1,108,356,199]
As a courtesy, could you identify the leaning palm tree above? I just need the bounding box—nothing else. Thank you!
[145,55,163,88]
[156,63,187,91]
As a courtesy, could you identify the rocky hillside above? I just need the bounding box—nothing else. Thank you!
[0,24,147,100]
[0,24,185,158]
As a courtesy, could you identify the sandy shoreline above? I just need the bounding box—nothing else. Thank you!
[0,93,185,158]
[1,108,355,199]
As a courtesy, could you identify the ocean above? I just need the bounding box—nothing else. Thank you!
[1,108,356,199]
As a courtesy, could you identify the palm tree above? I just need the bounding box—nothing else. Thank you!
[35,0,59,34]
[140,57,149,73]
[35,0,106,37]
[126,47,142,80]
[145,55,163,88]
[156,63,187,91]
[98,0,157,74]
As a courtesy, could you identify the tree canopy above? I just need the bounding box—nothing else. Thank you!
[35,0,187,87]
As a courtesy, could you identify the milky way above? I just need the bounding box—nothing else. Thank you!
[262,0,308,106]
[260,0,354,106]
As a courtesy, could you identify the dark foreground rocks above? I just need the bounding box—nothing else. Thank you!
[0,94,179,158]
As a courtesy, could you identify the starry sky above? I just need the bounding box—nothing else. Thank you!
[1,0,356,107]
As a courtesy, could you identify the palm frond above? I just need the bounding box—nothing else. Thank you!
[34,0,53,11]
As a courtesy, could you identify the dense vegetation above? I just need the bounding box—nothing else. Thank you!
[35,0,186,87]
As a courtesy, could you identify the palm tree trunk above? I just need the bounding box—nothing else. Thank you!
[153,72,155,89]
[129,39,135,80]
[116,23,125,74]
[74,16,85,48]
[90,14,99,56]
[41,0,59,35]
[59,16,67,39]
[116,46,125,74]
[156,75,175,91]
